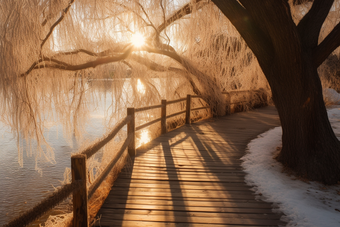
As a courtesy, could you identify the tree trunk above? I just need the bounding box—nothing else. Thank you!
[211,0,340,184]
[268,51,340,185]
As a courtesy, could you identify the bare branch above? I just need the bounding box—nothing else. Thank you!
[41,0,75,49]
[113,2,152,28]
[137,2,159,36]
[157,0,207,33]
[298,0,334,48]
[159,0,170,44]
[314,22,340,67]
[129,54,202,96]
[142,45,182,63]
[129,54,167,72]
[21,46,134,76]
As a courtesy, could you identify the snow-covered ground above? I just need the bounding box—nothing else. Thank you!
[242,106,340,227]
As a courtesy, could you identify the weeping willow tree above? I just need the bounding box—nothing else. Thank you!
[2,0,340,184]
[0,0,268,167]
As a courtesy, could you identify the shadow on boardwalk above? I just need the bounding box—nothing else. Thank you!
[95,106,286,227]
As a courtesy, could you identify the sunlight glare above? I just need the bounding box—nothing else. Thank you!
[131,33,145,48]
[139,130,151,146]
[137,79,145,94]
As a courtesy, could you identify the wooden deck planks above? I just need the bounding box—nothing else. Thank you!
[94,106,286,227]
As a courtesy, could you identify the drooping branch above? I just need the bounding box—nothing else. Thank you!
[129,54,202,96]
[159,0,171,44]
[21,46,134,76]
[314,22,340,67]
[157,0,207,33]
[142,45,182,63]
[137,2,160,37]
[40,0,75,49]
[297,0,334,48]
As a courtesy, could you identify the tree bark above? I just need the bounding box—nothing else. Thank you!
[213,0,340,184]
[270,52,340,184]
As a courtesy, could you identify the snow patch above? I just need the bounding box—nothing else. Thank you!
[324,88,340,105]
[242,108,340,227]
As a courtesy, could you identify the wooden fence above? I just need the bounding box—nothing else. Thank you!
[5,90,268,227]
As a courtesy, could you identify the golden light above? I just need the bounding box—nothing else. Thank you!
[137,79,145,94]
[131,33,145,48]
[139,129,151,146]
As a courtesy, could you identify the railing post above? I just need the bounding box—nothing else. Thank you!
[71,154,88,227]
[225,92,231,115]
[186,94,191,124]
[127,108,136,156]
[161,100,167,134]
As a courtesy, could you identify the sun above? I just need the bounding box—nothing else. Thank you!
[131,33,145,48]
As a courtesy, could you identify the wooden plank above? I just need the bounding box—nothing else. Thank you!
[101,199,274,209]
[105,187,254,195]
[104,191,257,200]
[97,209,283,219]
[124,166,242,171]
[125,168,246,174]
[95,220,282,227]
[129,164,244,169]
[105,195,259,202]
[96,213,284,225]
[131,163,243,168]
[99,203,275,214]
[113,178,248,186]
[112,182,252,190]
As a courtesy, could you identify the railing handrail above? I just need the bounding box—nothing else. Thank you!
[88,133,133,199]
[6,90,266,227]
[135,104,164,113]
[166,97,187,105]
[80,115,132,159]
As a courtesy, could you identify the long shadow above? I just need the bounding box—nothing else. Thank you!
[183,106,286,226]
[95,106,285,226]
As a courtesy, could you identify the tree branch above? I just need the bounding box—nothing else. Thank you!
[157,0,207,33]
[211,0,274,67]
[297,0,334,49]
[313,22,340,67]
[21,46,134,76]
[129,54,202,96]
[41,0,75,49]
[142,45,182,64]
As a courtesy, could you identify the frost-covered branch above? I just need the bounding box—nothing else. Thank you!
[22,46,134,75]
[157,0,207,33]
[40,0,75,49]
[129,54,202,96]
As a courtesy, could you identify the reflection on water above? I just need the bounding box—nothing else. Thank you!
[0,120,106,225]
[0,88,111,225]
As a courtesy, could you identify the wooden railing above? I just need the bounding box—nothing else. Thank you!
[5,90,268,227]
[5,95,210,227]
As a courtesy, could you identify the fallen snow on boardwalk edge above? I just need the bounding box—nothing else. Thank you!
[241,106,340,227]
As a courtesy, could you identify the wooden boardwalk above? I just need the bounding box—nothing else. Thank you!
[94,106,286,227]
